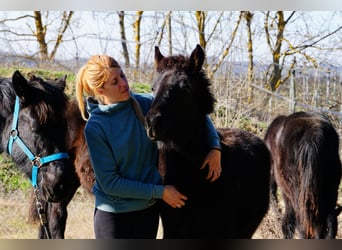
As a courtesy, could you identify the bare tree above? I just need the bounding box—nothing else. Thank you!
[118,11,130,67]
[242,11,254,82]
[166,12,172,55]
[0,11,73,61]
[264,11,342,92]
[208,12,243,79]
[195,11,207,50]
[155,11,172,53]
[133,11,143,69]
[264,11,296,91]
[242,11,255,103]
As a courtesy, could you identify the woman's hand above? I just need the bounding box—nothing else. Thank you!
[200,148,222,182]
[162,185,187,208]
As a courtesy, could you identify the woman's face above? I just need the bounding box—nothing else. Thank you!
[97,67,130,104]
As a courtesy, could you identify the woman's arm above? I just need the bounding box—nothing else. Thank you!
[85,121,161,199]
[201,115,222,182]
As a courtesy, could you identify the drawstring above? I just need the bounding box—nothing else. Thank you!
[130,96,145,124]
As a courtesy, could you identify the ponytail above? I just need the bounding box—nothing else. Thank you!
[75,55,121,121]
[76,65,90,120]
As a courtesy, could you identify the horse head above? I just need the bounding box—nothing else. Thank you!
[0,70,74,202]
[145,44,215,151]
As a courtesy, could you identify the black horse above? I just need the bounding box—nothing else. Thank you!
[0,71,79,238]
[145,44,271,238]
[264,111,342,238]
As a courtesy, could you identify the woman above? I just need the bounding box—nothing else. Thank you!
[76,55,222,239]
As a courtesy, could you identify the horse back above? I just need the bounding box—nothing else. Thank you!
[65,99,94,193]
[217,127,271,237]
[266,111,342,238]
[279,113,341,200]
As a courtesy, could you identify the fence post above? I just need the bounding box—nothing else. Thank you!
[325,70,330,108]
[289,68,296,113]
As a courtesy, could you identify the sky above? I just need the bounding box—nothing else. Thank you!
[0,0,341,11]
[1,11,341,68]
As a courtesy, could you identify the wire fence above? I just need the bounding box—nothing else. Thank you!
[210,65,342,157]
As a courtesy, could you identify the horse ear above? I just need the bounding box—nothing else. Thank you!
[154,46,164,68]
[54,75,67,91]
[12,70,30,98]
[27,72,37,81]
[189,44,205,73]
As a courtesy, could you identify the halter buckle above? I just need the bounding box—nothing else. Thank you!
[10,129,18,138]
[32,157,42,167]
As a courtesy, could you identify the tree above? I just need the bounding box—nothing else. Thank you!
[264,11,296,91]
[242,11,255,103]
[155,11,173,55]
[133,11,143,69]
[0,11,73,61]
[118,11,130,67]
[264,11,342,92]
[208,12,243,79]
[195,11,207,50]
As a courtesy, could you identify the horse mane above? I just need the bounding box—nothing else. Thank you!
[155,55,191,73]
[0,78,16,119]
[30,75,69,124]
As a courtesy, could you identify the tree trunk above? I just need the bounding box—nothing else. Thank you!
[49,11,73,61]
[243,11,254,103]
[195,11,207,50]
[33,11,48,60]
[118,11,130,67]
[133,11,143,69]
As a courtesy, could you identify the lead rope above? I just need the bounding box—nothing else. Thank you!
[34,187,51,239]
[130,96,145,124]
[130,96,166,182]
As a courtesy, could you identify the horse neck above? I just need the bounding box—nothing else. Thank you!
[175,114,208,161]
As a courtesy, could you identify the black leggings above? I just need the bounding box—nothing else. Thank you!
[94,202,160,239]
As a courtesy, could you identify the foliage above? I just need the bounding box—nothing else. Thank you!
[130,82,152,93]
[213,106,268,135]
[0,66,76,96]
[0,154,31,193]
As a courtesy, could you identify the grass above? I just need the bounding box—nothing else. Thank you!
[0,188,95,239]
[0,155,30,193]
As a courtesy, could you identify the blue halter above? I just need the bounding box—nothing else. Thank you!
[7,96,69,188]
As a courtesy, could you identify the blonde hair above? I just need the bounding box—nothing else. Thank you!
[76,55,120,120]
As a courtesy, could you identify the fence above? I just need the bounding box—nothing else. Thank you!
[211,65,342,156]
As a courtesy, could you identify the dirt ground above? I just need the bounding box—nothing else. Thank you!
[0,187,341,239]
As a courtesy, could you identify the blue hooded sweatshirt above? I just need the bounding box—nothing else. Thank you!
[85,92,220,213]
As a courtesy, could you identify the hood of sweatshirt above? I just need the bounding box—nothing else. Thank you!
[86,96,131,116]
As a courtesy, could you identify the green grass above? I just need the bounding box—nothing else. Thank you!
[0,154,31,193]
[130,82,152,93]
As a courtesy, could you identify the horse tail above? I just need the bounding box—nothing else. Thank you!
[298,131,323,238]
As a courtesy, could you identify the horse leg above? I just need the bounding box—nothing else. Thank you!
[160,203,187,238]
[325,209,338,239]
[281,196,296,239]
[46,178,80,238]
[270,169,283,221]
